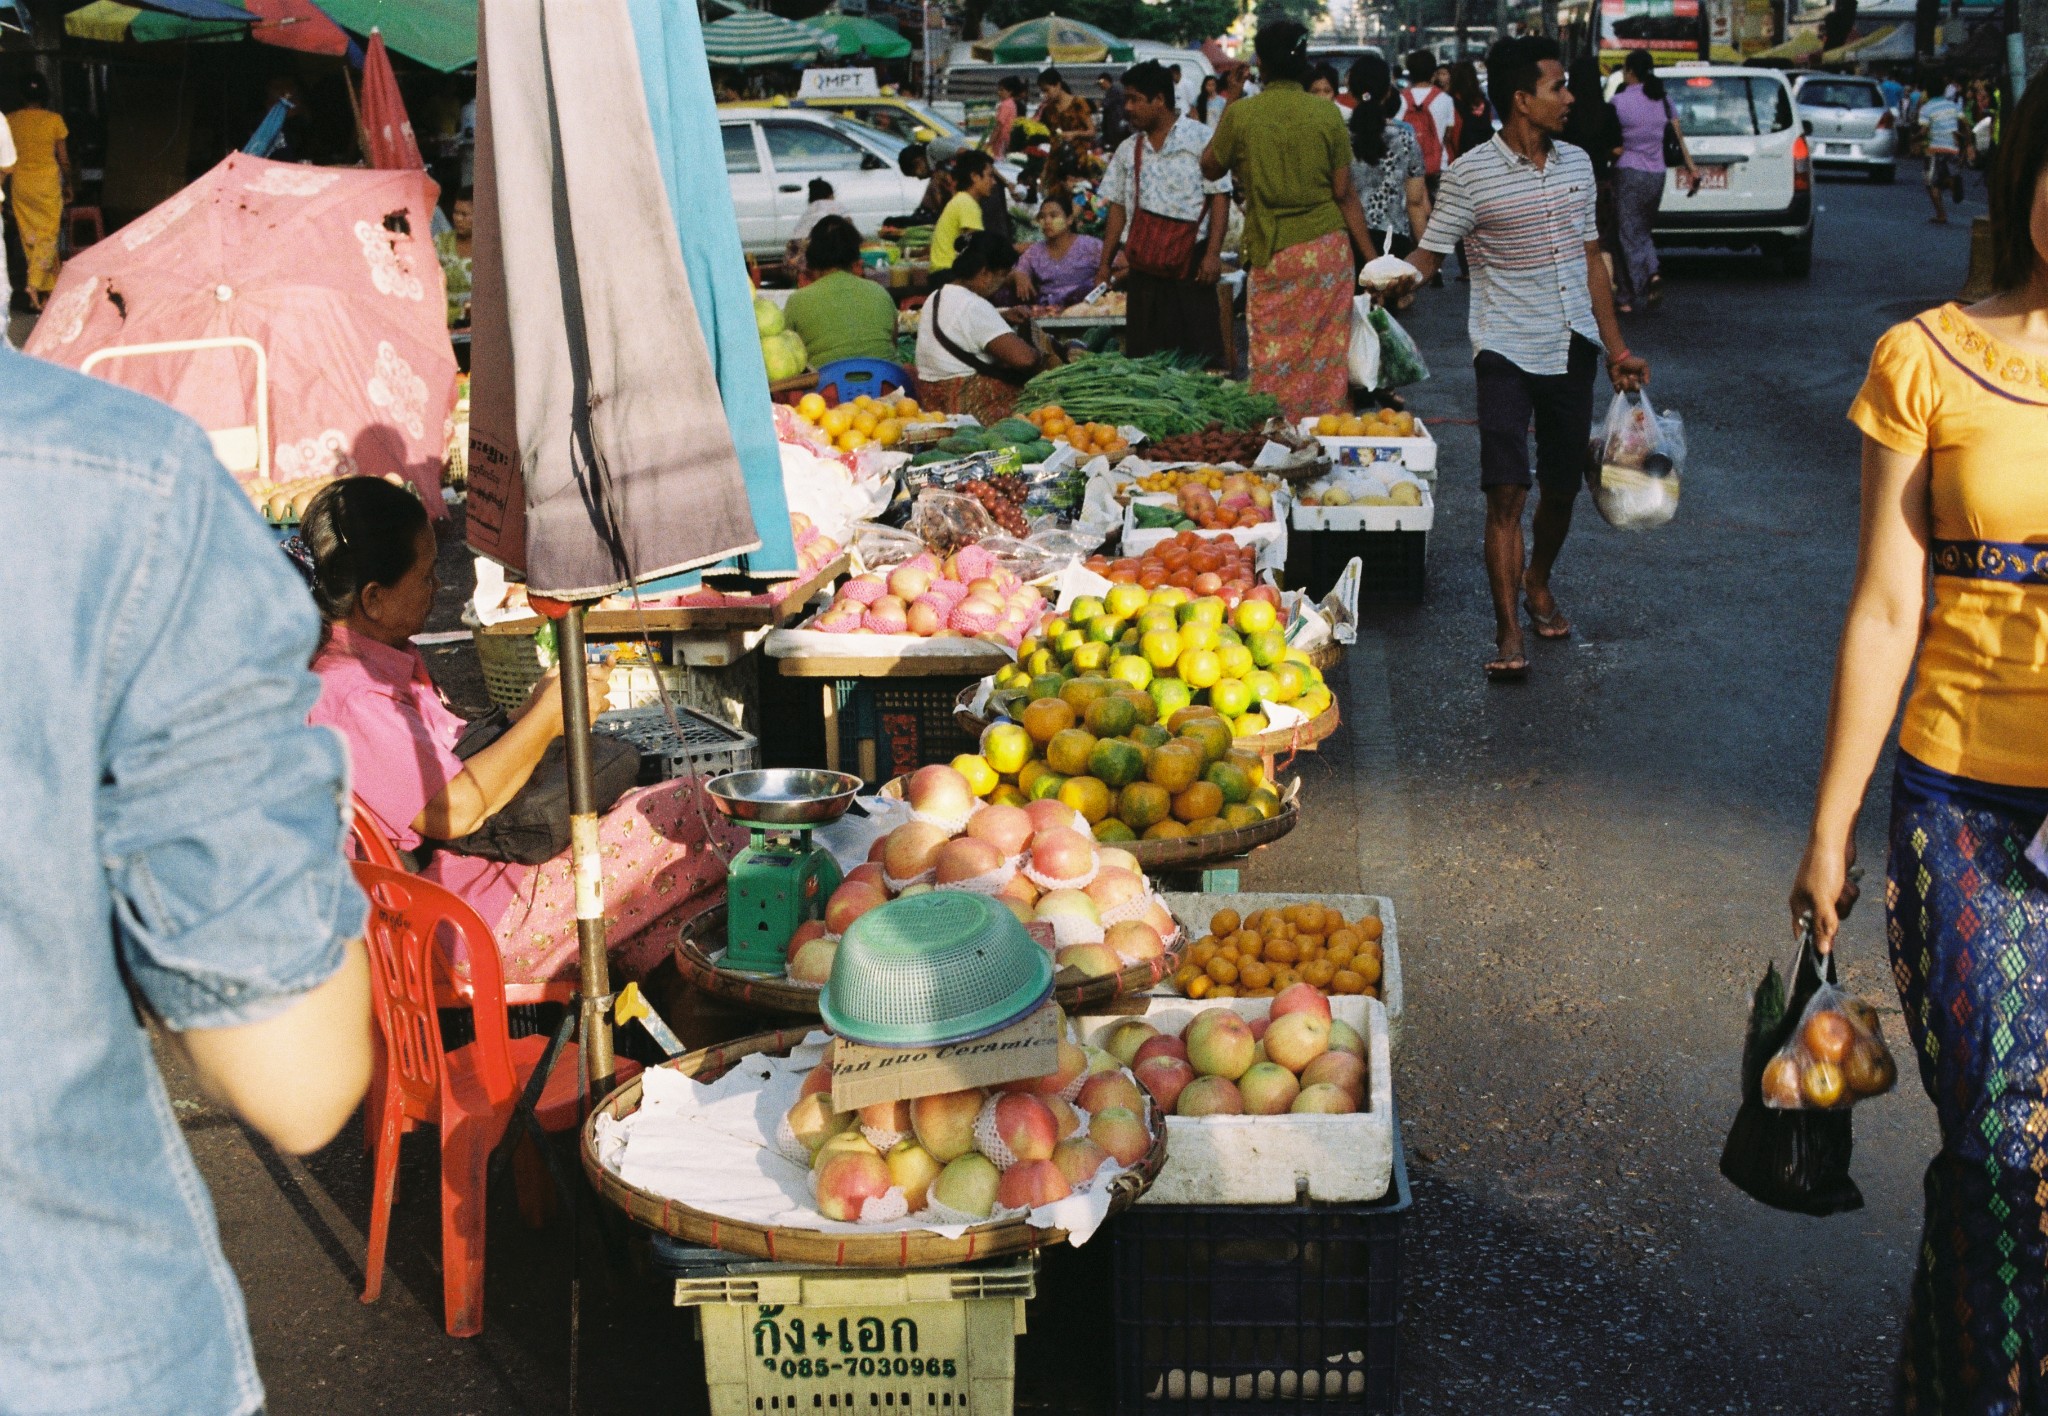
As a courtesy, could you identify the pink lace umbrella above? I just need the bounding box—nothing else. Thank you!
[25,152,458,510]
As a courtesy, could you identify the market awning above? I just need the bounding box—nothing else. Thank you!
[970,14,1133,65]
[803,12,908,61]
[702,8,834,67]
[66,0,242,43]
[1823,23,1915,61]
[1753,27,1822,60]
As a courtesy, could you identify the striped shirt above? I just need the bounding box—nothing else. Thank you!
[1419,134,1604,375]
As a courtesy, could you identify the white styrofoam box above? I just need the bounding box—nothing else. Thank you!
[1156,892,1401,1044]
[1120,496,1289,574]
[1074,993,1394,1205]
[1295,415,1438,476]
[1290,487,1435,535]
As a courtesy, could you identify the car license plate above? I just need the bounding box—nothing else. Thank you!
[1824,141,1851,155]
[1694,166,1730,190]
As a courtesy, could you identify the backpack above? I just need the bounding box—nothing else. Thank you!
[1402,86,1444,174]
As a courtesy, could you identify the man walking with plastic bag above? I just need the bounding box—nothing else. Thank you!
[1395,35,1647,682]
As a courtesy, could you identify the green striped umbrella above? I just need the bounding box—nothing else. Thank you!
[802,12,910,61]
[702,9,835,67]
[970,14,1132,65]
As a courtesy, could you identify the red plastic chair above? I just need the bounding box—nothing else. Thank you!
[352,863,638,1337]
[349,796,405,869]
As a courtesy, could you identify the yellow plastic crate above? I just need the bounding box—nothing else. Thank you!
[679,1260,1036,1416]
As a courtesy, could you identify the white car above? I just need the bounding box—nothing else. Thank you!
[1611,64,1815,275]
[721,109,929,255]
[1792,73,1898,181]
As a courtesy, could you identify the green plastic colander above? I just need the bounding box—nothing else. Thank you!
[820,892,1055,1048]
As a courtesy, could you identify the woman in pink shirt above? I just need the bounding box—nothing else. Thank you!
[302,479,736,988]
[990,77,1024,160]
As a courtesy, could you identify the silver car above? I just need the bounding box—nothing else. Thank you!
[1793,75,1897,182]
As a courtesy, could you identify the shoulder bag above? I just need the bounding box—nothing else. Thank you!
[1123,136,1202,281]
[927,286,1030,387]
[1661,97,1687,167]
[430,707,643,865]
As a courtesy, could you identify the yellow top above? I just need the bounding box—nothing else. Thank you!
[5,108,68,178]
[1849,304,2048,788]
[929,191,983,273]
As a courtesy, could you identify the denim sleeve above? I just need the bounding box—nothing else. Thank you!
[98,426,367,1031]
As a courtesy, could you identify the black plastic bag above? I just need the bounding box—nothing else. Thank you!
[1717,926,1865,1216]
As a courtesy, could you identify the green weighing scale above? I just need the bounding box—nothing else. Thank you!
[705,768,863,974]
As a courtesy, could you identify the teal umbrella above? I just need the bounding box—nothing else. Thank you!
[702,8,834,67]
[802,12,909,61]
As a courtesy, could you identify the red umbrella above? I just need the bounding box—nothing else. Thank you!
[361,29,424,169]
[247,0,350,55]
[25,153,458,508]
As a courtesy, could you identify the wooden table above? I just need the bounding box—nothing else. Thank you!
[772,643,1013,781]
[473,555,846,645]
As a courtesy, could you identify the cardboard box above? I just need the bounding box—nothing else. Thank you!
[830,1001,1060,1111]
[1295,416,1438,476]
[1290,487,1435,535]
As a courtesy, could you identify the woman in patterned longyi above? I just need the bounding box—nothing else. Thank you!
[1792,77,2048,1414]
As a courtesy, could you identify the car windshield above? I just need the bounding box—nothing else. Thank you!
[830,115,909,157]
[1665,74,1794,136]
[1800,79,1884,108]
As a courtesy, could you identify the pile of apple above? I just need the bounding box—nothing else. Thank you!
[785,1037,1158,1225]
[782,764,1179,987]
[805,545,1047,648]
[1101,986,1367,1119]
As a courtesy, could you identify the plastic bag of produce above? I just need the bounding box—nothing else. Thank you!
[1761,978,1897,1112]
[850,521,928,572]
[1369,307,1430,389]
[1717,926,1866,1216]
[1589,389,1684,531]
[904,488,1002,555]
[1346,295,1382,391]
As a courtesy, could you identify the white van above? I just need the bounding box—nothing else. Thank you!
[1627,64,1815,275]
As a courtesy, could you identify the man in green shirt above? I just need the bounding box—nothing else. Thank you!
[782,216,902,368]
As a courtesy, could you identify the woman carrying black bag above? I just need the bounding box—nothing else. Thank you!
[1609,51,1699,313]
[301,479,739,991]
[1790,80,2048,1415]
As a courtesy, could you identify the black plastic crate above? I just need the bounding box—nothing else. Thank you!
[1110,1134,1410,1415]
[855,675,984,780]
[1285,530,1427,604]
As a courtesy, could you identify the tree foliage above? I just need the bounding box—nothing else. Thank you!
[1252,0,1329,32]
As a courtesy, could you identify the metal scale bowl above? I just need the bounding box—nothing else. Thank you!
[705,769,863,974]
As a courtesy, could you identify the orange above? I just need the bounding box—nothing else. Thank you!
[1172,781,1225,823]
[1021,696,1075,744]
[1146,742,1203,793]
[1058,775,1113,824]
[1045,727,1099,777]
[1143,819,1190,840]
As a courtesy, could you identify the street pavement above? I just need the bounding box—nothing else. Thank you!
[167,166,1976,1413]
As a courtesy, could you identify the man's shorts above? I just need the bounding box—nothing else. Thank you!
[1925,150,1963,188]
[1474,334,1601,499]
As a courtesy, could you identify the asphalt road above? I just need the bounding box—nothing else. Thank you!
[167,165,1978,1414]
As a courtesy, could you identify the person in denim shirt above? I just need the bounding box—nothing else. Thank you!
[0,346,373,1416]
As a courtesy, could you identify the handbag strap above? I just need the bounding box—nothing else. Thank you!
[928,286,1015,384]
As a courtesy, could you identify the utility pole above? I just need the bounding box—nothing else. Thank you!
[1455,0,1469,57]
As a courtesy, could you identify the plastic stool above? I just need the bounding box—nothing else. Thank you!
[64,205,104,253]
[815,357,913,404]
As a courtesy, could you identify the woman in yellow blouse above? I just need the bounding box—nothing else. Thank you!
[5,75,70,309]
[1791,79,2048,1415]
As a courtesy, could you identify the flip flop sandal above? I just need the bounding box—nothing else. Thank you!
[1485,654,1530,683]
[1523,597,1572,640]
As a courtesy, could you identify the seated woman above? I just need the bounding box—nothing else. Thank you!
[1013,193,1104,309]
[302,479,738,988]
[782,215,901,367]
[915,232,1041,423]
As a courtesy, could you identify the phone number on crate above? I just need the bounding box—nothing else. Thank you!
[762,1356,959,1380]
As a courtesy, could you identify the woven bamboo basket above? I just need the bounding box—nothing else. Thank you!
[675,896,1184,1016]
[582,1030,1168,1267]
[474,628,547,713]
[955,684,1338,757]
[876,776,1301,880]
[1306,640,1344,674]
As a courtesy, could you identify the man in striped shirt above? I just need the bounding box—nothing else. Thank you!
[1401,36,1648,682]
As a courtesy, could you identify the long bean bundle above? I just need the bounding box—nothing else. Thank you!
[1018,354,1280,439]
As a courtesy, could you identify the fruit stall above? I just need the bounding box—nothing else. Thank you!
[501,324,1430,1411]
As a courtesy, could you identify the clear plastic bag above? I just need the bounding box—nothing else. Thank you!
[1761,977,1898,1112]
[1346,295,1381,390]
[1588,389,1684,531]
[850,521,928,572]
[903,488,1001,556]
